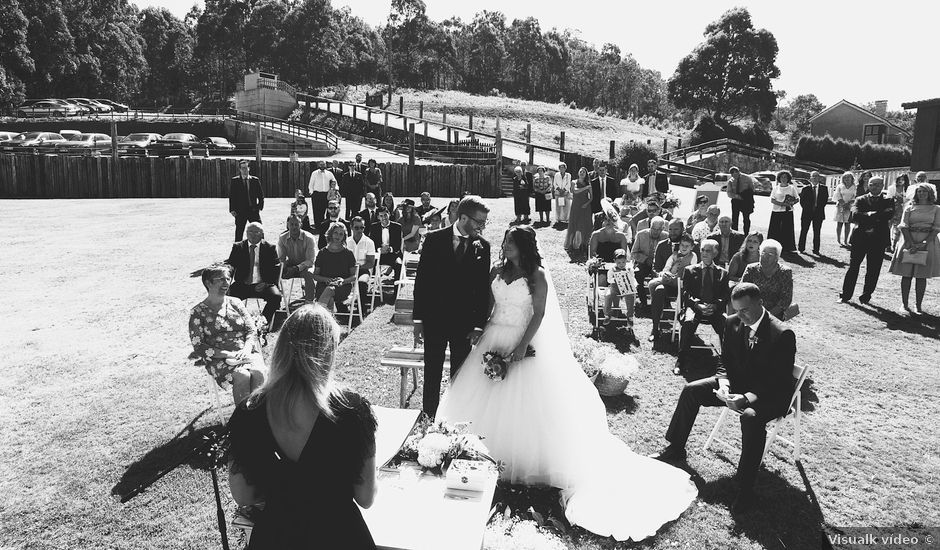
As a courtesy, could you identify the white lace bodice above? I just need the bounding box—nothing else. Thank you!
[489,277,534,328]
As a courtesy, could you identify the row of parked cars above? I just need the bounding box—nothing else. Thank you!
[13,98,131,118]
[0,130,236,156]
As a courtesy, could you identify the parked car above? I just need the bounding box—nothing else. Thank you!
[59,130,82,140]
[0,131,20,142]
[11,132,67,150]
[203,136,236,154]
[67,98,108,113]
[56,133,114,154]
[15,101,82,118]
[148,133,201,156]
[118,132,162,155]
[712,172,732,192]
[748,171,777,196]
[95,99,129,113]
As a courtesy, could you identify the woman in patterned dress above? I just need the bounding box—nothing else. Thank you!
[189,264,267,404]
[889,183,940,315]
[833,172,857,247]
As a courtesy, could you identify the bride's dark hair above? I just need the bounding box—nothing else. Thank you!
[500,225,542,292]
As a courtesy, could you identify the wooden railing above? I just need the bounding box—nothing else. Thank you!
[662,138,844,174]
[231,109,339,151]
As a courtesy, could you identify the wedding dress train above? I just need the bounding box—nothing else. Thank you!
[438,274,697,542]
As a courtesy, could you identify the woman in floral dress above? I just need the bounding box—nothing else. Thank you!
[189,264,267,404]
[833,171,857,246]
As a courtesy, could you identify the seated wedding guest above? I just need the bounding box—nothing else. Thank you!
[381,192,399,221]
[423,208,444,231]
[416,192,436,217]
[226,222,281,326]
[227,304,378,549]
[590,212,631,263]
[675,239,729,375]
[728,231,764,283]
[189,264,266,405]
[742,239,793,319]
[291,190,313,233]
[631,216,668,310]
[314,223,358,313]
[654,218,686,273]
[278,215,317,301]
[708,215,745,267]
[347,216,377,306]
[618,205,636,245]
[603,248,637,328]
[686,195,711,232]
[653,282,796,511]
[442,199,460,228]
[399,199,423,253]
[691,204,721,243]
[648,234,697,342]
[634,199,673,233]
[358,193,380,227]
[317,200,350,249]
[368,207,403,280]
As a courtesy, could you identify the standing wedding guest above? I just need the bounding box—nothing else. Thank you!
[591,161,617,212]
[767,170,799,253]
[832,171,857,247]
[313,223,357,313]
[380,193,399,221]
[327,178,343,208]
[308,161,337,228]
[291,190,313,233]
[632,217,668,310]
[727,166,756,233]
[888,183,939,315]
[691,205,721,243]
[838,176,894,305]
[620,163,643,205]
[565,167,593,251]
[648,234,697,342]
[653,282,796,512]
[553,162,572,223]
[230,159,264,242]
[675,239,730,375]
[399,199,423,253]
[358,193,379,227]
[857,170,872,196]
[317,201,349,250]
[728,231,764,282]
[227,304,378,549]
[708,216,745,267]
[512,165,533,224]
[413,195,491,418]
[686,195,710,232]
[342,161,364,221]
[226,222,282,326]
[742,239,792,319]
[278,215,318,301]
[347,216,377,305]
[442,199,460,228]
[352,153,365,174]
[533,166,554,224]
[364,158,383,199]
[915,171,928,184]
[644,157,669,198]
[890,174,910,252]
[416,192,436,217]
[189,264,266,405]
[798,171,829,255]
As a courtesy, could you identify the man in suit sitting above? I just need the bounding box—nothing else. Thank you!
[631,216,668,310]
[707,215,746,267]
[798,171,829,255]
[226,222,281,325]
[675,239,730,375]
[358,193,380,227]
[317,200,350,249]
[653,282,796,510]
[229,159,264,242]
[368,207,403,281]
[838,176,894,304]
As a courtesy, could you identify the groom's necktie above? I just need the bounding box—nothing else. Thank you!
[455,236,468,260]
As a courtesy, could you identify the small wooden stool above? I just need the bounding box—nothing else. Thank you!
[380,347,450,408]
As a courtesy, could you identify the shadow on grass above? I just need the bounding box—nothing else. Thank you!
[782,252,815,268]
[565,247,588,264]
[111,408,223,503]
[811,253,848,269]
[600,394,638,415]
[800,377,820,413]
[848,302,940,340]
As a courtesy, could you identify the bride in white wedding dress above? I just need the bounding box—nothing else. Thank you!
[438,225,697,542]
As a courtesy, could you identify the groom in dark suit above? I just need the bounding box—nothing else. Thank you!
[653,283,796,510]
[413,195,492,418]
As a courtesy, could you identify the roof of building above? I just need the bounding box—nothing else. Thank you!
[809,99,912,137]
[902,98,940,109]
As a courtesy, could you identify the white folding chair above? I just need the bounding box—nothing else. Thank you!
[368,251,389,310]
[657,276,682,345]
[703,363,811,465]
[342,265,364,330]
[206,370,227,425]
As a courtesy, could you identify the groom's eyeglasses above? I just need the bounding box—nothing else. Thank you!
[468,216,487,230]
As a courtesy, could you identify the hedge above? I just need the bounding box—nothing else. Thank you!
[795,135,911,169]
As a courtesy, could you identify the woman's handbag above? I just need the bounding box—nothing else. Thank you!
[901,249,928,265]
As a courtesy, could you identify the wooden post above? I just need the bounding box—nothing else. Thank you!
[256,122,262,165]
[495,129,503,195]
[399,96,404,114]
[424,121,428,137]
[527,122,533,166]
[442,106,447,124]
[609,140,615,160]
[469,114,473,130]
[496,116,500,131]
[454,131,459,144]
[419,101,423,119]
[447,127,452,143]
[110,121,119,190]
[647,139,651,145]
[368,108,372,125]
[403,115,408,132]
[339,102,343,117]
[408,123,416,188]
[663,138,668,153]
[559,131,565,151]
[678,138,682,149]
[384,112,389,138]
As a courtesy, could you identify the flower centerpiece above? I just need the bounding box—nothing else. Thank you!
[393,415,497,473]
[590,348,640,396]
[659,191,681,212]
[586,256,605,276]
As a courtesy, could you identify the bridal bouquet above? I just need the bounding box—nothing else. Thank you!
[394,416,496,472]
[483,346,536,381]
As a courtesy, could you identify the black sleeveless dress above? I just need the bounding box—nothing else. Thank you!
[228,390,378,549]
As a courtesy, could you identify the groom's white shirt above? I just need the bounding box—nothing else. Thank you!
[452,220,469,250]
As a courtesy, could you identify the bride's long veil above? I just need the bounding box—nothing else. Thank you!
[528,267,575,364]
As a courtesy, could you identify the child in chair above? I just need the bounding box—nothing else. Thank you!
[603,249,637,327]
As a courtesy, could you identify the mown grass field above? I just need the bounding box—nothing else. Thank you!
[1,188,938,549]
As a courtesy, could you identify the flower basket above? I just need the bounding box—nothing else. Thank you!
[589,349,640,396]
[594,371,630,396]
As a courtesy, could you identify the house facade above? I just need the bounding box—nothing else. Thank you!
[809,99,911,146]
[901,97,940,183]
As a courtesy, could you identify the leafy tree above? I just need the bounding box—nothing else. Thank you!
[277,0,337,89]
[668,7,779,123]
[244,0,290,73]
[0,0,33,111]
[780,93,825,135]
[504,17,546,98]
[138,7,193,105]
[384,0,453,88]
[21,0,76,98]
[465,11,506,94]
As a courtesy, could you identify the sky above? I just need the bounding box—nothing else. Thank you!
[133,0,939,110]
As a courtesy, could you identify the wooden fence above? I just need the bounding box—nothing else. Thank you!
[0,154,500,199]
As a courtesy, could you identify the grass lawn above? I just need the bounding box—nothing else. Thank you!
[2,189,938,549]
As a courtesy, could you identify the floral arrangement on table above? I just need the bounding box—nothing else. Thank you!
[659,191,682,210]
[394,415,497,473]
[483,346,536,381]
[585,256,605,276]
[590,348,641,396]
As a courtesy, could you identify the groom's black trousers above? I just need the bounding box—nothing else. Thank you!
[422,322,472,418]
[665,376,772,491]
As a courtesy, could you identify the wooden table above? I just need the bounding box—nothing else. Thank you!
[364,407,498,550]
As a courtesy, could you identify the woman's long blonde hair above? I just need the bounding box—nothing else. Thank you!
[258,304,344,426]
